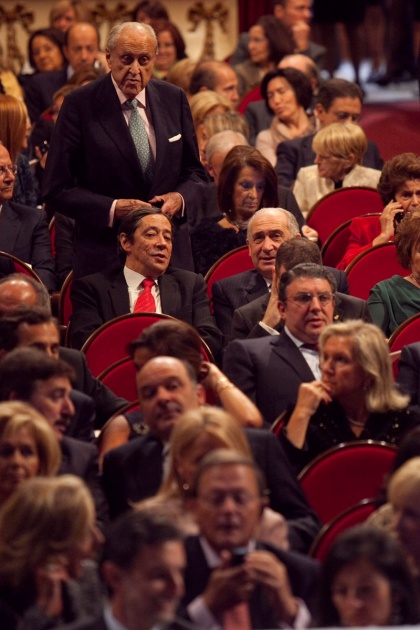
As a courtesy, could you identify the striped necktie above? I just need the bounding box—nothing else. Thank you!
[127,98,153,183]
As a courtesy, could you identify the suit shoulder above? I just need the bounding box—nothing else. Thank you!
[8,200,43,218]
[73,267,122,287]
[62,435,96,455]
[226,334,278,353]
[165,266,203,282]
[214,269,258,290]
[103,434,150,464]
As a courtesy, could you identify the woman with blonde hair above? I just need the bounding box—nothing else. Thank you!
[0,94,36,206]
[293,122,382,217]
[189,90,232,162]
[136,406,322,551]
[0,401,61,506]
[280,319,420,473]
[0,475,102,628]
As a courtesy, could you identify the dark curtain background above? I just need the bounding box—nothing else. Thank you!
[237,0,273,32]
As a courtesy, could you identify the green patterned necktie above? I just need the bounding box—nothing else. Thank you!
[127,98,153,183]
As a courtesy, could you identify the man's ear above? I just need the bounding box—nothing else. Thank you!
[102,561,124,593]
[314,103,325,121]
[273,4,285,20]
[278,300,287,320]
[63,46,70,63]
[119,233,131,254]
[246,238,252,257]
[196,383,206,405]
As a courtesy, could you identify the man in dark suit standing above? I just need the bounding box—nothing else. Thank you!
[231,237,371,341]
[223,263,336,424]
[0,145,55,290]
[42,21,206,279]
[182,449,319,628]
[70,208,222,356]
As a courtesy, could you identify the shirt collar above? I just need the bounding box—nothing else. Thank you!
[111,74,147,108]
[124,266,157,290]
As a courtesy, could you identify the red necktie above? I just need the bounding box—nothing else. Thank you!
[134,278,156,313]
[223,602,252,630]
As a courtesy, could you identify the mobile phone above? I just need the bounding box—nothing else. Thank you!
[231,547,248,566]
[39,140,49,155]
[394,211,404,231]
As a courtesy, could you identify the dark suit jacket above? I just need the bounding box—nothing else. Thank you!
[102,427,321,550]
[231,291,371,340]
[244,100,273,145]
[183,537,320,628]
[23,68,67,124]
[0,201,56,290]
[276,133,384,188]
[61,347,127,429]
[212,267,349,340]
[223,333,316,424]
[397,342,420,406]
[55,618,107,630]
[42,74,206,278]
[60,436,109,529]
[65,388,96,443]
[69,265,222,357]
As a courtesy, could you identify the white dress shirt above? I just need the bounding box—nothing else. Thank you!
[124,266,162,313]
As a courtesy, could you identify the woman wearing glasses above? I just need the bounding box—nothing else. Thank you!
[293,122,381,217]
[279,320,420,473]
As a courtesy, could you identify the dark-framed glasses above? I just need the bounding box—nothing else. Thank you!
[0,164,18,177]
[288,292,334,306]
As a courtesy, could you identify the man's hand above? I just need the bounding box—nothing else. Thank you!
[262,267,282,329]
[203,551,255,617]
[149,192,183,218]
[246,550,298,625]
[115,199,152,219]
[291,21,310,52]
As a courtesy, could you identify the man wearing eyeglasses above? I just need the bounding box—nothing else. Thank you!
[223,263,335,425]
[0,144,55,290]
[182,449,319,629]
[276,78,383,187]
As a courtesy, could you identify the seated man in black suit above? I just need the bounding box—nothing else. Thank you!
[223,263,336,424]
[0,304,127,431]
[0,144,55,290]
[397,342,420,407]
[0,348,108,528]
[276,78,384,188]
[68,511,186,630]
[70,208,222,356]
[103,355,322,551]
[182,449,319,628]
[212,207,348,339]
[232,237,371,340]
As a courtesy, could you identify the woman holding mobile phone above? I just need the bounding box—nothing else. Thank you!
[337,152,420,270]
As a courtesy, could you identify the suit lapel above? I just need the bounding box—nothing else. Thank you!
[0,201,20,252]
[159,271,182,318]
[108,269,130,318]
[244,270,269,303]
[94,74,140,170]
[270,334,317,381]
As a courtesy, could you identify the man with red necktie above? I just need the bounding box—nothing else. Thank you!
[69,207,222,358]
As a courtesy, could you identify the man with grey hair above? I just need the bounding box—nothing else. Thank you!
[43,21,206,279]
[212,207,348,339]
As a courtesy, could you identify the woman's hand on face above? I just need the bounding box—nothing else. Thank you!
[373,200,404,245]
[295,381,332,416]
[34,555,70,618]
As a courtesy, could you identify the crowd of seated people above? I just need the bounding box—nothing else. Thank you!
[0,1,418,627]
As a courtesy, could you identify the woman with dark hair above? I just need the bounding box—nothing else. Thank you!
[132,0,169,23]
[256,68,315,166]
[316,526,419,627]
[191,145,278,275]
[338,152,420,270]
[234,16,294,97]
[152,19,187,80]
[26,28,65,74]
[368,215,420,335]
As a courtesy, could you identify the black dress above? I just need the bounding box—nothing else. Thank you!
[190,216,247,277]
[279,399,420,473]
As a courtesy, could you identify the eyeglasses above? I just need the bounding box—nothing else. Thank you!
[0,164,17,177]
[287,292,334,306]
[199,490,259,508]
